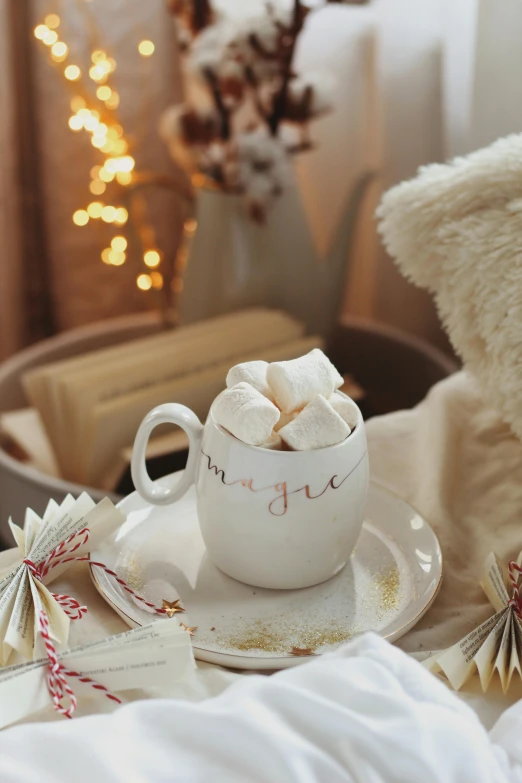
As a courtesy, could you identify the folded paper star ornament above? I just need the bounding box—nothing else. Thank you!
[426,552,522,693]
[0,493,124,666]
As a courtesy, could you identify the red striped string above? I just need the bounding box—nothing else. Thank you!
[24,528,168,618]
[38,610,121,719]
[508,560,522,617]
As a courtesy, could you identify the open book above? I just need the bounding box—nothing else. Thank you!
[22,309,322,488]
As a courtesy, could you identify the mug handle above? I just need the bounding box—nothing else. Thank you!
[131,403,204,506]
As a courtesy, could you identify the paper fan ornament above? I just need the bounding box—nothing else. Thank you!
[427,551,522,693]
[0,493,124,665]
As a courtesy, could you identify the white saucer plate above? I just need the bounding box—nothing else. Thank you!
[90,478,442,670]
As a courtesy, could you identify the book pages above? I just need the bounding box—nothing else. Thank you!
[61,309,304,475]
[22,309,304,481]
[426,551,522,693]
[0,494,124,665]
[0,620,194,729]
[84,335,322,487]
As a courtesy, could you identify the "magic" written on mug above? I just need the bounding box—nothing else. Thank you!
[131,393,369,590]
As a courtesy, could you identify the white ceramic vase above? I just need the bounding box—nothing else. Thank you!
[179,177,371,337]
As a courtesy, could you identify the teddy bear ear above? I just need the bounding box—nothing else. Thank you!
[376,132,522,442]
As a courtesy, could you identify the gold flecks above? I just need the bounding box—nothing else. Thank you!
[162,599,185,618]
[290,647,314,656]
[375,567,401,613]
[216,619,357,654]
[118,553,144,592]
[180,622,197,637]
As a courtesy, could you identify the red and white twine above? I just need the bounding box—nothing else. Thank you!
[38,610,121,719]
[508,560,522,617]
[23,527,169,618]
[21,527,172,718]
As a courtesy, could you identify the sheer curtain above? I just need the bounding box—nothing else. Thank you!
[0,1,26,359]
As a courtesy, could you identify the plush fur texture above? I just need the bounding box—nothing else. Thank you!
[377,134,522,441]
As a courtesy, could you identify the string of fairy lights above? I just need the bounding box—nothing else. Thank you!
[33,12,168,295]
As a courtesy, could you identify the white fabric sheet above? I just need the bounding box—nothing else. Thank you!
[0,633,520,783]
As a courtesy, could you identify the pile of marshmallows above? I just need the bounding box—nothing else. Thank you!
[213,349,359,451]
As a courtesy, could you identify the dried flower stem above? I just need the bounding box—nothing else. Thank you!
[204,68,231,141]
[193,0,212,31]
[268,0,303,136]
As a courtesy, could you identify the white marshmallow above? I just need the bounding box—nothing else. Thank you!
[273,410,297,432]
[226,360,274,401]
[329,392,359,431]
[278,394,350,451]
[266,348,344,414]
[260,431,284,450]
[212,382,280,446]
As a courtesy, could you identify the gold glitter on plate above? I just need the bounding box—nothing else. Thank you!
[117,552,145,592]
[374,566,401,618]
[215,618,358,655]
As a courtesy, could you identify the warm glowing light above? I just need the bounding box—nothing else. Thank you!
[138,40,155,57]
[104,156,135,174]
[78,108,91,120]
[91,136,105,148]
[42,29,59,46]
[104,91,120,109]
[45,13,60,29]
[89,180,106,195]
[101,205,117,223]
[96,85,112,101]
[112,139,128,155]
[100,140,116,154]
[101,248,112,265]
[92,50,106,64]
[137,274,152,291]
[116,171,132,185]
[108,250,126,266]
[107,57,117,72]
[68,115,83,131]
[114,207,128,225]
[99,167,115,183]
[70,96,85,112]
[34,25,49,40]
[111,124,123,138]
[83,116,99,132]
[73,209,89,226]
[184,218,197,236]
[111,236,127,252]
[191,172,207,188]
[150,271,163,289]
[87,201,104,219]
[120,156,135,172]
[64,65,81,81]
[89,65,107,83]
[90,165,102,179]
[144,250,160,268]
[51,41,68,60]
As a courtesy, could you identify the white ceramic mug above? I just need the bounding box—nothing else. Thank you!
[131,394,369,590]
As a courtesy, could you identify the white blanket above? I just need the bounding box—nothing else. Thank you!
[0,633,520,783]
